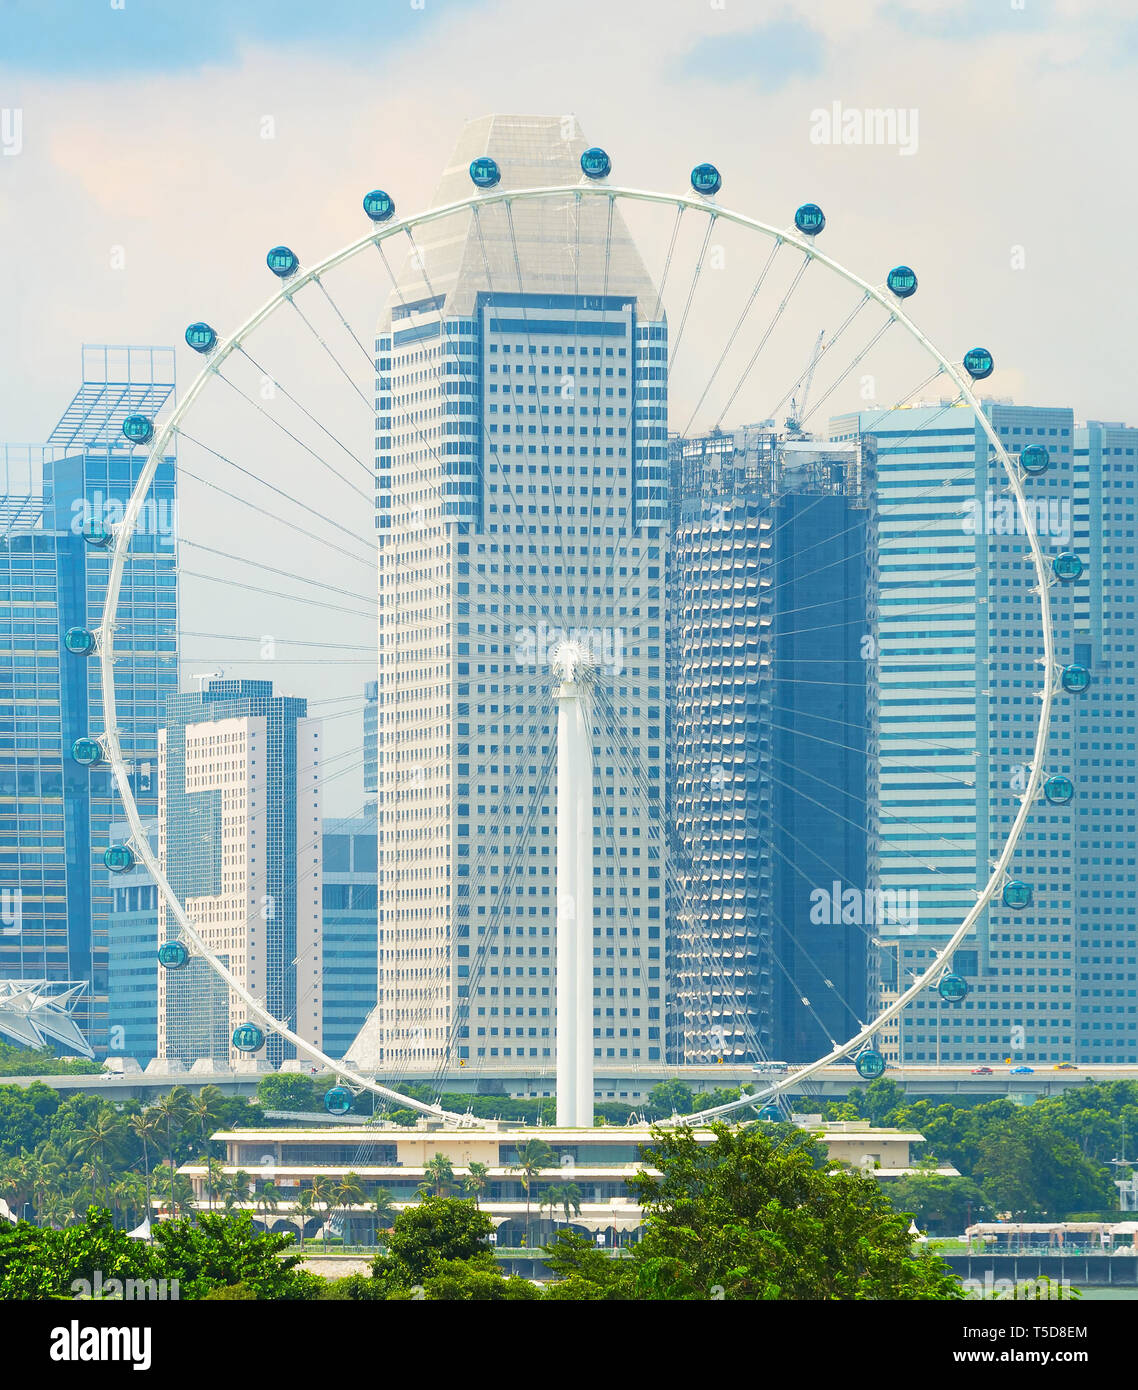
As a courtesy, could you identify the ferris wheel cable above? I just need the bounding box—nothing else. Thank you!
[230,338,373,480]
[711,253,813,433]
[650,202,686,325]
[285,292,376,415]
[177,570,376,621]
[676,236,785,440]
[178,539,379,606]
[666,213,717,374]
[796,319,897,431]
[173,432,376,560]
[758,293,873,430]
[215,361,374,504]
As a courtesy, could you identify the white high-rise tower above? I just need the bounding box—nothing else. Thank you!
[357,117,669,1117]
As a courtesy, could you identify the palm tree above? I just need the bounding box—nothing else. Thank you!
[371,1187,397,1238]
[255,1180,282,1230]
[186,1087,226,1211]
[72,1111,124,1214]
[223,1169,252,1214]
[509,1139,554,1247]
[151,1086,190,1180]
[331,1172,364,1247]
[292,1188,316,1249]
[421,1152,455,1197]
[129,1112,162,1237]
[0,1154,33,1223]
[461,1161,490,1208]
[554,1181,583,1228]
[307,1174,333,1241]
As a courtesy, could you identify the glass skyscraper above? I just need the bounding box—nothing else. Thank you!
[368,116,667,1079]
[0,346,177,1053]
[321,811,378,1060]
[831,400,1135,1064]
[668,426,869,1063]
[157,679,322,1068]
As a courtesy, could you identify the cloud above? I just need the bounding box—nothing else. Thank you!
[678,17,826,90]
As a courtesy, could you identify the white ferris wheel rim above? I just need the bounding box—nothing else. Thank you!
[93,181,1056,1128]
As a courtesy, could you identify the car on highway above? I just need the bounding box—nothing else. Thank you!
[971,1066,993,1075]
[1054,1062,1079,1070]
[1010,1066,1035,1074]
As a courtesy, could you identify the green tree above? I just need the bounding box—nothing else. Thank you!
[508,1138,554,1245]
[185,1087,226,1210]
[621,1124,963,1300]
[331,1172,364,1246]
[420,1152,456,1198]
[71,1110,125,1215]
[461,1160,490,1207]
[371,1196,492,1289]
[128,1111,162,1237]
[887,1172,987,1233]
[644,1079,695,1121]
[151,1210,306,1299]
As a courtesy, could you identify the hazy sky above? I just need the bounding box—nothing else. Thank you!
[1,0,1134,440]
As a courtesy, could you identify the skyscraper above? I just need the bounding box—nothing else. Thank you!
[0,346,177,1053]
[668,426,869,1063]
[157,679,322,1067]
[321,810,378,1060]
[369,116,667,1080]
[832,401,1102,1065]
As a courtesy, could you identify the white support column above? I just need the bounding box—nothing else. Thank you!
[554,643,594,1128]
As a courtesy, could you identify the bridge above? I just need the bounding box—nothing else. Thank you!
[5,1063,1137,1107]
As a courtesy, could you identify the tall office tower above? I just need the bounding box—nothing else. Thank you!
[157,679,322,1067]
[106,820,159,1065]
[668,426,868,1063]
[370,116,667,1080]
[832,402,1084,1066]
[1071,422,1137,1063]
[0,347,177,1054]
[321,810,378,1060]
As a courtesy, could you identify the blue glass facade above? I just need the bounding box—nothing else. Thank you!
[668,428,869,1062]
[106,819,159,1065]
[321,812,378,1059]
[0,347,177,1053]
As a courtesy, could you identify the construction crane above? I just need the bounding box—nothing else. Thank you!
[784,328,826,437]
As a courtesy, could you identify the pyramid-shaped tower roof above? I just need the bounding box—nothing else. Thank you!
[382,114,660,324]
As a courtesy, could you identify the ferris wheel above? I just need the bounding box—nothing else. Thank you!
[70,133,1086,1128]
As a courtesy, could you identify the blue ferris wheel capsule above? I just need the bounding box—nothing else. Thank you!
[324,1085,353,1115]
[855,1049,886,1080]
[1044,774,1074,805]
[121,414,154,446]
[938,973,968,1002]
[963,347,994,380]
[362,189,395,222]
[580,147,611,179]
[103,844,135,874]
[690,162,722,195]
[794,203,825,235]
[1020,444,1050,475]
[1060,663,1091,693]
[469,156,500,189]
[185,322,218,354]
[157,941,189,970]
[757,1104,782,1122]
[81,518,113,549]
[266,245,300,278]
[71,737,104,767]
[1002,880,1032,909]
[63,626,96,656]
[886,265,918,298]
[1052,552,1083,582]
[232,1022,266,1053]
